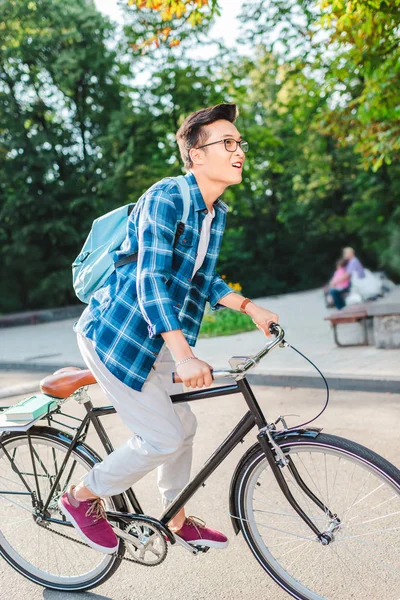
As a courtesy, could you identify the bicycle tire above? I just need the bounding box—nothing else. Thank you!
[0,427,127,591]
[232,432,400,600]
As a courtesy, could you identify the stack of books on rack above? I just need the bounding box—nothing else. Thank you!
[0,394,58,431]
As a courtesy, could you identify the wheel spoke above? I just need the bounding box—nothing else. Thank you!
[253,507,302,519]
[0,434,115,588]
[347,492,397,524]
[330,541,374,595]
[254,520,318,542]
[240,436,399,600]
[340,535,400,577]
[346,481,385,515]
[276,539,313,561]
[339,525,400,540]
[341,470,372,522]
[0,493,33,514]
[347,510,400,528]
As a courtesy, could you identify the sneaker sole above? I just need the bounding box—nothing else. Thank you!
[58,497,119,555]
[175,534,229,549]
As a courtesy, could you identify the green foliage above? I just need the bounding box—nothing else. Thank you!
[124,0,219,52]
[129,0,400,169]
[0,0,126,310]
[0,0,398,314]
[239,0,400,171]
[199,307,255,338]
[206,50,399,296]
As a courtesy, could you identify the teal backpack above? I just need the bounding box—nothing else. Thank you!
[72,176,191,304]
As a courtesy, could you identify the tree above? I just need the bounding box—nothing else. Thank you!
[0,0,125,310]
[126,0,400,283]
[126,0,219,51]
[1,0,398,313]
[128,0,400,171]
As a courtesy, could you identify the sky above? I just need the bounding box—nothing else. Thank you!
[94,0,244,57]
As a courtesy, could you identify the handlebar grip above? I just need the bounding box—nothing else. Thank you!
[172,370,214,384]
[269,322,280,336]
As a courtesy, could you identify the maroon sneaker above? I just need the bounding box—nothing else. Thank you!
[174,516,228,549]
[58,485,119,555]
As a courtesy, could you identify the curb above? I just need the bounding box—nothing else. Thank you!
[246,374,400,394]
[0,382,42,400]
[0,305,84,328]
[0,361,85,372]
[0,362,399,395]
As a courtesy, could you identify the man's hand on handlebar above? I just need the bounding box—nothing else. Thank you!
[245,304,279,337]
[176,358,214,389]
[172,324,284,385]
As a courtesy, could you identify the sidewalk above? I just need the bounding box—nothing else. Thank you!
[0,288,399,395]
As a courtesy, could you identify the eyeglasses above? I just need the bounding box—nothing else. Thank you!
[196,138,249,153]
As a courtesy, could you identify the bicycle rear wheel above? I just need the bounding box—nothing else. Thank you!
[0,427,125,591]
[234,433,400,600]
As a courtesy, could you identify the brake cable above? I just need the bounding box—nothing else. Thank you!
[279,342,330,432]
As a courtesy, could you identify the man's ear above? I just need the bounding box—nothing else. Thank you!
[189,147,204,166]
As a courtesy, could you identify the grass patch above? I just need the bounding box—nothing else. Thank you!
[199,307,255,338]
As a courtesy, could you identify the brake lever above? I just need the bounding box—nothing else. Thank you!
[269,323,289,348]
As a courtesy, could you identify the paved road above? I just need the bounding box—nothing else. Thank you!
[1,288,399,395]
[0,370,399,600]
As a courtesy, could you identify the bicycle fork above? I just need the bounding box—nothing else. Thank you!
[257,425,339,545]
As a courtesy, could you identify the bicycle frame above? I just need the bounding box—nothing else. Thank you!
[28,379,251,521]
[1,375,332,543]
[0,325,334,543]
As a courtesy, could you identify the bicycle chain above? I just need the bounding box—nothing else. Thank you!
[37,521,168,566]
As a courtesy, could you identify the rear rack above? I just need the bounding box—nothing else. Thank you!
[0,386,89,433]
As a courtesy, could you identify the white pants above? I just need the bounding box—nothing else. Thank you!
[76,333,198,508]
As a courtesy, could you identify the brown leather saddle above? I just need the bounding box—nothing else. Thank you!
[40,367,97,399]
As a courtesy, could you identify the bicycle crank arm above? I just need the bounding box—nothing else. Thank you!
[173,534,201,555]
[106,510,176,543]
[113,527,143,549]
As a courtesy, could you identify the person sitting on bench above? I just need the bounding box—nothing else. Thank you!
[329,248,365,310]
[329,259,351,310]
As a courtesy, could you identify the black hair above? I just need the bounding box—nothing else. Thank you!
[176,103,238,170]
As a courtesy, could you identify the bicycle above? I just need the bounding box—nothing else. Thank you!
[0,324,399,598]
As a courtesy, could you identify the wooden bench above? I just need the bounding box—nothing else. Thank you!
[324,305,370,347]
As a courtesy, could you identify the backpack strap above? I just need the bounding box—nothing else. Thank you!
[115,175,191,269]
[172,175,191,224]
[168,175,191,245]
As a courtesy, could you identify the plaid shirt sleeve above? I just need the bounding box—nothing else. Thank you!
[207,271,234,311]
[136,184,182,339]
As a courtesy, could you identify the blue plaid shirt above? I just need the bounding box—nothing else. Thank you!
[74,171,233,391]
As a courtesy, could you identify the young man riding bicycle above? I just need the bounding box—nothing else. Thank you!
[59,103,279,553]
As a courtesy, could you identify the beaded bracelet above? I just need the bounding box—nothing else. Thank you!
[175,356,197,368]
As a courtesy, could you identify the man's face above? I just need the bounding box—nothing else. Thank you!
[191,119,246,186]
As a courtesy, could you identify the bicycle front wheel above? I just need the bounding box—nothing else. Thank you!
[234,433,400,600]
[0,427,125,591]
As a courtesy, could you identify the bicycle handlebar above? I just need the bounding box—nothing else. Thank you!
[172,323,286,384]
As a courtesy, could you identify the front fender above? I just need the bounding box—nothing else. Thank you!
[229,427,322,535]
[274,427,322,443]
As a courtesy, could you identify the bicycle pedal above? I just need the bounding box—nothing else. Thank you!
[172,534,200,555]
[191,544,210,553]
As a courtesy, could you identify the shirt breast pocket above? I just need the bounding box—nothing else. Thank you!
[175,225,195,249]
